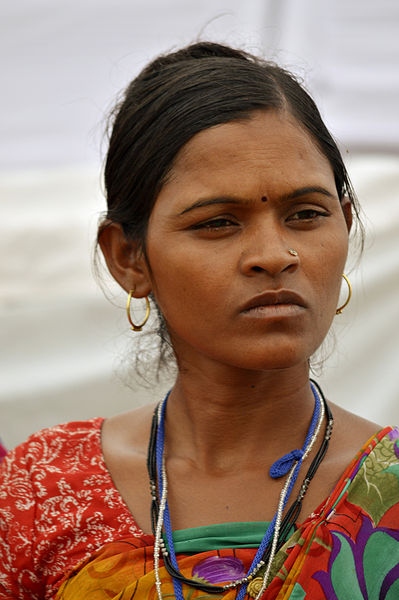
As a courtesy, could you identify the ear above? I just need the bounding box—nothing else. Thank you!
[98,222,152,297]
[341,196,353,233]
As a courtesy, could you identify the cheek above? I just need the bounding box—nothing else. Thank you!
[313,231,349,316]
[147,243,227,325]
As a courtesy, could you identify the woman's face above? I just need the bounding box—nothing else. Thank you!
[144,110,351,372]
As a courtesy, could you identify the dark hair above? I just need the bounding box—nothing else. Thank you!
[102,41,362,249]
[99,41,362,377]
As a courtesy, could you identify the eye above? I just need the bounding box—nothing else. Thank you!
[190,218,238,231]
[288,209,329,222]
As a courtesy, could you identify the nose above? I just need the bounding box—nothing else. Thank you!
[239,222,299,278]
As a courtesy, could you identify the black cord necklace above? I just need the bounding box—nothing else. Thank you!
[146,379,333,595]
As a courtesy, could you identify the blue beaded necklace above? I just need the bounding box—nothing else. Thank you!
[149,381,331,600]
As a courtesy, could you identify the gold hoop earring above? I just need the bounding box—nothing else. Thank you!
[126,289,150,331]
[336,274,352,315]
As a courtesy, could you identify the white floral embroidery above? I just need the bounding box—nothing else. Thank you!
[0,419,144,600]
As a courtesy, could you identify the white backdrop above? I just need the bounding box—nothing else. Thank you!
[1,0,399,449]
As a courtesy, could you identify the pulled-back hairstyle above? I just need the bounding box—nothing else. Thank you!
[102,41,361,250]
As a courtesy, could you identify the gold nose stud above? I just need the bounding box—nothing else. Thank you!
[288,248,298,257]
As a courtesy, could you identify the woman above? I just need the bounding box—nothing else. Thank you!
[1,42,399,600]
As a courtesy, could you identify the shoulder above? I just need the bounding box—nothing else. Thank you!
[1,418,106,495]
[4,416,102,457]
[355,424,399,473]
[13,417,104,457]
[103,403,157,454]
[333,425,399,529]
[0,418,105,495]
[326,402,382,466]
[0,418,106,539]
[0,418,143,599]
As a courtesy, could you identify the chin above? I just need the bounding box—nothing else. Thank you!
[228,345,313,372]
[247,334,318,367]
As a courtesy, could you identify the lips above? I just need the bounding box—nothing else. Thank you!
[241,289,307,313]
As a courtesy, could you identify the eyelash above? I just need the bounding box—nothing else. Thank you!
[288,209,330,221]
[190,218,237,231]
[190,209,329,231]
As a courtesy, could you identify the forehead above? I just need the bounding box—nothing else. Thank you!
[164,109,335,198]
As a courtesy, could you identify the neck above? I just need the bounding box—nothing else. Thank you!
[164,361,316,473]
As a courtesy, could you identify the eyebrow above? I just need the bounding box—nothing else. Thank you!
[178,186,336,216]
[282,186,336,202]
[179,197,241,215]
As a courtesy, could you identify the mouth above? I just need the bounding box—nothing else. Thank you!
[240,289,307,314]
